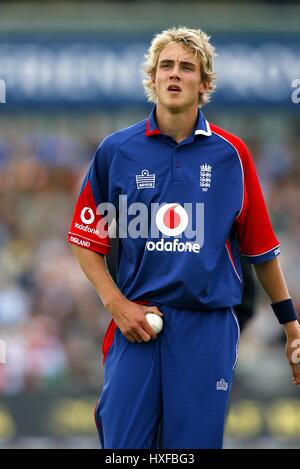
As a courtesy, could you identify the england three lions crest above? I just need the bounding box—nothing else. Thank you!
[200,163,212,192]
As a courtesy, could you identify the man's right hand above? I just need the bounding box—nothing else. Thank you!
[69,246,163,343]
[104,296,164,343]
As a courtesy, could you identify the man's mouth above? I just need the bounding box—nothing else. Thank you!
[167,85,182,93]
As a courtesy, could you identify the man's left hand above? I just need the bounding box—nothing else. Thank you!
[284,322,300,386]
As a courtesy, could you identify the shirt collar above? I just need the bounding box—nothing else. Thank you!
[145,106,212,138]
[194,109,212,137]
[145,107,161,136]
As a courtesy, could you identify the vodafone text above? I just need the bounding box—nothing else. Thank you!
[74,222,99,236]
[146,238,200,253]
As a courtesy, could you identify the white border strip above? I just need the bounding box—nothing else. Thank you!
[231,307,240,371]
[69,231,111,247]
[241,244,280,258]
[225,244,242,283]
[195,120,212,136]
[211,129,244,219]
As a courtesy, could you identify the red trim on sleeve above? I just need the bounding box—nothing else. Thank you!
[210,124,279,257]
[67,180,111,255]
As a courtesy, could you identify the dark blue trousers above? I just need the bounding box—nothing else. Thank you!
[95,305,240,449]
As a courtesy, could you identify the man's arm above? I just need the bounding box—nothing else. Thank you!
[70,245,163,343]
[254,257,300,386]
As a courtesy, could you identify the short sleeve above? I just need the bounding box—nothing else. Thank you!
[235,142,280,264]
[67,141,111,255]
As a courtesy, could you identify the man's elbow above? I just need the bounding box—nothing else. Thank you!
[69,243,79,255]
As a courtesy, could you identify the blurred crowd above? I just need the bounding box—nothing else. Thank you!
[0,116,111,395]
[0,110,299,396]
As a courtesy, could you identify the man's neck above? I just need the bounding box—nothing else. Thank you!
[155,104,199,144]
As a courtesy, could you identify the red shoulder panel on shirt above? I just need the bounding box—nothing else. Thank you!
[210,123,279,258]
[67,180,111,255]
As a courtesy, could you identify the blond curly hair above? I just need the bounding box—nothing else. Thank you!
[142,26,216,107]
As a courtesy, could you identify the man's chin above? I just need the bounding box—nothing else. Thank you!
[163,98,185,112]
[158,95,194,113]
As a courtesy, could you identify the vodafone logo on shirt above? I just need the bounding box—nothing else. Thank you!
[80,207,95,225]
[146,203,201,254]
[156,204,188,237]
[75,206,98,234]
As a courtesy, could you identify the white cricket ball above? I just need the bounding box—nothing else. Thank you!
[145,313,163,334]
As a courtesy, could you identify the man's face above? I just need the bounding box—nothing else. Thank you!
[152,42,207,111]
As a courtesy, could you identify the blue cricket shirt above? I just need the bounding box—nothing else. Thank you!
[68,107,280,310]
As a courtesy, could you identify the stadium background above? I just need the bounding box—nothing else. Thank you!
[0,0,300,449]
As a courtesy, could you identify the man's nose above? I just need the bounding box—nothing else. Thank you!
[169,67,180,80]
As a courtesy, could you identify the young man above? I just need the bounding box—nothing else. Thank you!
[67,27,300,449]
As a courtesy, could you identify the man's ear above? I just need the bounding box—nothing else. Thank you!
[199,81,209,93]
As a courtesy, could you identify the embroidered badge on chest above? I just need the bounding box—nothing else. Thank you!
[200,164,212,192]
[136,169,155,189]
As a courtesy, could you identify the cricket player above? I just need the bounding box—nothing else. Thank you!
[67,27,300,449]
